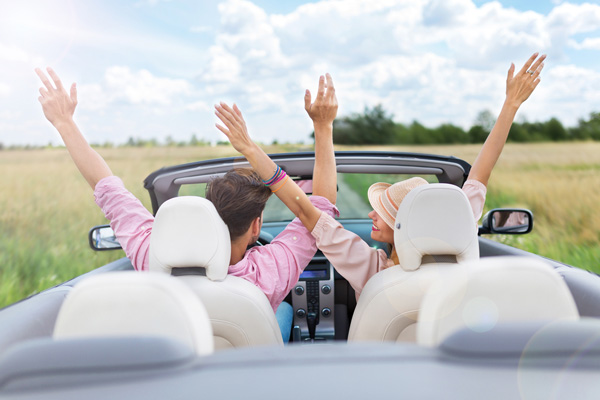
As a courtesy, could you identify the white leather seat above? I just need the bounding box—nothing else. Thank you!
[148,196,283,350]
[417,256,579,347]
[348,184,479,342]
[54,271,214,355]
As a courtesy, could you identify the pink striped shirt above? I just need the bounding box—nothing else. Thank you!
[94,176,339,311]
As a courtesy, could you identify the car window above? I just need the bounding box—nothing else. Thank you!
[179,173,439,223]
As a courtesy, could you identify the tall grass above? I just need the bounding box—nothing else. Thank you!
[0,146,239,308]
[1,142,599,309]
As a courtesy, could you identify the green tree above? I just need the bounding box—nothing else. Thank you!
[574,112,600,141]
[544,118,567,141]
[332,104,396,145]
[474,110,496,132]
[468,125,488,143]
[435,123,468,144]
[409,121,434,145]
[508,122,530,142]
[393,123,413,144]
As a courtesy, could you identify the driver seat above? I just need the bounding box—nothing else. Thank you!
[348,184,479,343]
[148,196,283,350]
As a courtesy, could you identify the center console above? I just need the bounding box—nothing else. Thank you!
[291,256,335,341]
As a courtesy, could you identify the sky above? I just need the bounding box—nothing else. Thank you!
[0,0,599,146]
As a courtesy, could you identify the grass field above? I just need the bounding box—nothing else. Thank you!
[1,142,599,308]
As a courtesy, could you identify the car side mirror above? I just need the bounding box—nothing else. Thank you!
[89,225,122,251]
[479,208,533,235]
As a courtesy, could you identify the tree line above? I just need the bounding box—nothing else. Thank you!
[328,105,600,145]
[2,106,599,150]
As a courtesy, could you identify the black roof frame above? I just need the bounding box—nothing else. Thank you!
[143,151,471,215]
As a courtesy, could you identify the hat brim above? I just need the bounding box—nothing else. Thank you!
[367,182,395,229]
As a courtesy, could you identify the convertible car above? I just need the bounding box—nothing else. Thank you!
[1,151,600,399]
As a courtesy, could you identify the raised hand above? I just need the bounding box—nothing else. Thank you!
[505,53,545,108]
[214,102,256,156]
[304,73,338,126]
[35,67,77,127]
[467,53,545,188]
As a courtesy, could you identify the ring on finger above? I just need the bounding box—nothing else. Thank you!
[526,70,534,75]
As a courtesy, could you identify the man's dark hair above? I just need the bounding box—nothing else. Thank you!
[206,168,272,241]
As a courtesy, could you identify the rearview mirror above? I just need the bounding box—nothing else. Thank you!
[89,225,122,251]
[479,209,533,235]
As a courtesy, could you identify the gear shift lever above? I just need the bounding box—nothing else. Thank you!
[307,312,318,340]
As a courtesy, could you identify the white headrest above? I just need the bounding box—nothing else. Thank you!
[394,184,479,271]
[54,272,214,355]
[417,256,579,347]
[149,196,231,281]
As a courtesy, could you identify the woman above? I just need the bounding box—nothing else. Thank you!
[35,68,339,341]
[215,52,545,299]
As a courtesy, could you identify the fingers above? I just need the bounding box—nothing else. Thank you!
[215,102,246,132]
[518,52,539,75]
[506,63,515,81]
[528,54,546,75]
[304,89,311,111]
[35,67,55,92]
[316,75,325,100]
[325,73,335,100]
[46,67,64,91]
[531,63,544,80]
[70,83,77,104]
[218,102,237,117]
[233,103,243,117]
[214,106,236,128]
[215,123,230,136]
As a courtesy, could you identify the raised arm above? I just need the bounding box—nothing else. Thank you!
[304,73,338,204]
[35,67,112,189]
[468,53,545,186]
[215,103,322,232]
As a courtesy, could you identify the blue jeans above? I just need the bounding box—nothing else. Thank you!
[275,301,293,343]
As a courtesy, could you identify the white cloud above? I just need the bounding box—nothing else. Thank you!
[200,46,242,83]
[76,83,110,111]
[186,101,211,111]
[3,0,600,147]
[105,67,191,105]
[0,42,32,63]
[214,0,289,71]
[0,82,10,96]
[422,0,476,26]
[569,37,600,50]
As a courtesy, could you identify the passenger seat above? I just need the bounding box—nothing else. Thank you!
[348,184,479,342]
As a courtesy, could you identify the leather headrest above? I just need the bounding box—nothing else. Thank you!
[417,256,579,347]
[394,184,479,271]
[149,196,231,281]
[54,271,214,355]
